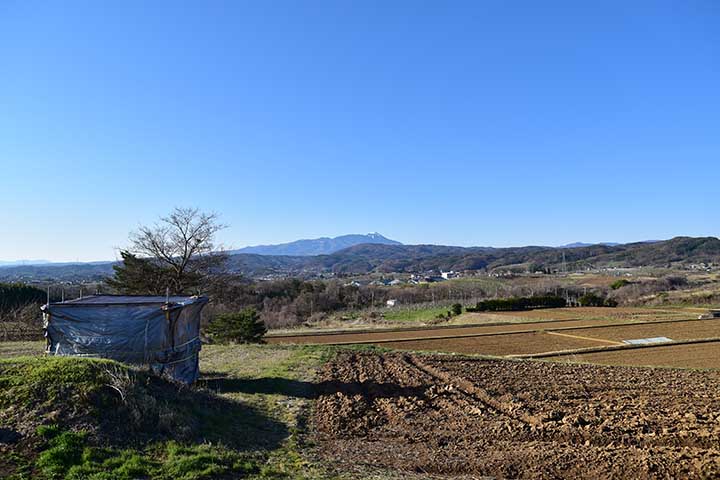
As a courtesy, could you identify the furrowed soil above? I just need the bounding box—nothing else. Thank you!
[563,318,720,343]
[550,341,720,370]
[376,332,603,356]
[267,319,609,345]
[314,352,720,479]
[267,317,692,346]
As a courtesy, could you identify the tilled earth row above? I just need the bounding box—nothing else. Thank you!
[313,352,720,479]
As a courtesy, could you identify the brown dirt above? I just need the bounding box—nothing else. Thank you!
[550,341,720,370]
[376,332,602,356]
[267,318,688,346]
[565,318,720,343]
[314,352,720,479]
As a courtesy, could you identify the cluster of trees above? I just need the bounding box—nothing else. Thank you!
[467,295,567,312]
[578,293,617,307]
[0,283,46,341]
[0,283,46,313]
[607,275,692,306]
[207,278,403,328]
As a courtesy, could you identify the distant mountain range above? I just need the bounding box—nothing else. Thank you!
[558,241,661,248]
[1,236,718,282]
[228,233,401,256]
[559,242,621,248]
[0,259,52,267]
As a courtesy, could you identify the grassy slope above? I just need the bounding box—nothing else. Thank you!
[0,342,351,480]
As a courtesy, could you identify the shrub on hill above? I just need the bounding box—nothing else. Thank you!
[610,279,631,290]
[205,308,267,344]
[578,293,618,307]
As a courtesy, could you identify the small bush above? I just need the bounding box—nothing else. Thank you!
[610,279,631,290]
[451,303,463,316]
[206,308,267,344]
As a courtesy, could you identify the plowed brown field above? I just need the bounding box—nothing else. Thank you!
[315,352,720,479]
[267,319,615,345]
[267,317,699,346]
[377,331,604,356]
[564,318,720,343]
[548,341,720,370]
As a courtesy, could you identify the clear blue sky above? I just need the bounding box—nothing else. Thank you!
[1,1,718,261]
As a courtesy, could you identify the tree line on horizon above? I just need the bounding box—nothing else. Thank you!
[1,208,712,339]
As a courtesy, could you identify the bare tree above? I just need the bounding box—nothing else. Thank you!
[125,207,227,293]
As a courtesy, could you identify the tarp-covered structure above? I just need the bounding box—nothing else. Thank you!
[42,295,208,384]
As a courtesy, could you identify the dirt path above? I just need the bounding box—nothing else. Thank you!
[314,352,720,479]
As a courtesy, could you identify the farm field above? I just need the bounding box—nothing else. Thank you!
[268,318,631,345]
[563,318,720,343]
[480,306,699,322]
[315,351,720,478]
[269,306,700,334]
[377,331,601,356]
[545,341,720,370]
[268,307,700,344]
[269,307,720,370]
[6,331,720,478]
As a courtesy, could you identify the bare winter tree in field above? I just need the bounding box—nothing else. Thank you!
[108,207,228,294]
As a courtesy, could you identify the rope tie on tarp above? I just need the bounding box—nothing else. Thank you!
[143,317,151,364]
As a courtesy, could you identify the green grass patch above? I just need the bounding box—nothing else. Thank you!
[0,356,127,409]
[30,425,267,480]
[383,305,456,323]
[1,344,355,480]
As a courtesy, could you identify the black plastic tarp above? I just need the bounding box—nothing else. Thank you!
[42,295,208,384]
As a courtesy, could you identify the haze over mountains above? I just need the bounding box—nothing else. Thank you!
[0,259,52,267]
[1,236,719,283]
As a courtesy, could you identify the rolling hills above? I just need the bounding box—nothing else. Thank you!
[1,236,718,282]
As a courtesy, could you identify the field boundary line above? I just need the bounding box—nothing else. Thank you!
[511,337,720,359]
[266,316,610,338]
[274,317,718,346]
[267,316,707,341]
[545,331,624,346]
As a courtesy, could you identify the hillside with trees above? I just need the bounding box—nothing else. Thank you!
[2,236,719,282]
